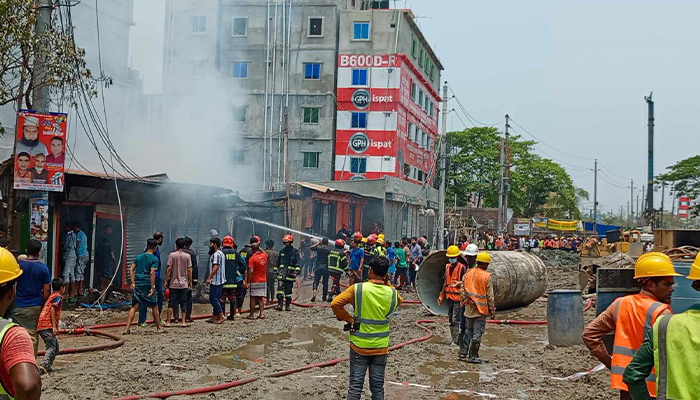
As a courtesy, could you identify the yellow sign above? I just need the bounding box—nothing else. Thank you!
[533,218,579,231]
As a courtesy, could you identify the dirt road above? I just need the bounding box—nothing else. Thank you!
[40,265,614,399]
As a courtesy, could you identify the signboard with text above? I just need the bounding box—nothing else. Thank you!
[14,110,67,192]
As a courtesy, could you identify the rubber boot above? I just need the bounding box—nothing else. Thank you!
[285,297,292,311]
[310,295,316,302]
[449,325,460,346]
[467,341,483,364]
[275,295,283,311]
[458,331,467,359]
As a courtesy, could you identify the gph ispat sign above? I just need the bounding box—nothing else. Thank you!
[14,110,67,192]
[338,54,400,68]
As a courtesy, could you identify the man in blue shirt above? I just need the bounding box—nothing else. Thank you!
[73,222,89,299]
[138,232,165,326]
[13,239,50,354]
[348,236,364,286]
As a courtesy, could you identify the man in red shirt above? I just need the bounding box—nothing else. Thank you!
[246,237,268,320]
[0,247,42,399]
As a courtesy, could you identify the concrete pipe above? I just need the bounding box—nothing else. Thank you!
[416,250,547,316]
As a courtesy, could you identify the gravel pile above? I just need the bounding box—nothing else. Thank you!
[537,250,580,267]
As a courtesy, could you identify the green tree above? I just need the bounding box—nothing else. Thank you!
[0,0,98,134]
[657,155,700,217]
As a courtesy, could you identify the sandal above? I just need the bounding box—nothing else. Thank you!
[244,315,257,320]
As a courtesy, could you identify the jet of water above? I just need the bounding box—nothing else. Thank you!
[240,216,323,241]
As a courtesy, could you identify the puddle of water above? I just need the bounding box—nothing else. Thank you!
[208,324,344,369]
[482,326,530,348]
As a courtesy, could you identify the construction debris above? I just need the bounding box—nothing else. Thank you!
[537,250,579,268]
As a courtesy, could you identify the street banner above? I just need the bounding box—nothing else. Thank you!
[514,218,531,236]
[534,218,580,231]
[29,191,49,263]
[14,110,67,192]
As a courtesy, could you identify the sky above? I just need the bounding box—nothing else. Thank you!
[128,0,700,217]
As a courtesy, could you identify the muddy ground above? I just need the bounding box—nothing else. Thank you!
[40,261,614,400]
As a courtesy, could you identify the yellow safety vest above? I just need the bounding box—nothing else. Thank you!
[349,282,398,350]
[0,319,19,399]
[653,307,700,400]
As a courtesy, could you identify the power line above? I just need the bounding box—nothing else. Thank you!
[448,88,504,127]
[508,127,591,171]
[509,117,594,161]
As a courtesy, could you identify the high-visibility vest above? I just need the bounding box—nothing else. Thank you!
[652,307,700,400]
[328,249,346,274]
[443,262,465,302]
[610,294,670,395]
[463,267,491,315]
[0,319,19,399]
[222,247,242,288]
[349,282,398,350]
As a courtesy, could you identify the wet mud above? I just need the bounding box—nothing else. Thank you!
[41,267,613,399]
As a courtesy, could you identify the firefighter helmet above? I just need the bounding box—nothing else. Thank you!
[222,235,235,247]
[282,234,294,244]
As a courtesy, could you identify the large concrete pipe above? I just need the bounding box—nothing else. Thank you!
[416,250,548,316]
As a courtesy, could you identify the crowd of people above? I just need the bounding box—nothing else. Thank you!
[456,233,586,252]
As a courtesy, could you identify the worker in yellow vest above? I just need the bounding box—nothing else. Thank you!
[583,252,678,400]
[460,251,495,364]
[622,254,700,400]
[438,246,467,347]
[0,247,42,399]
[331,256,402,400]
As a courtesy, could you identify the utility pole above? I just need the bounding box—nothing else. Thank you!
[437,82,448,250]
[504,114,510,232]
[630,179,634,227]
[283,107,290,227]
[627,201,630,226]
[497,115,510,235]
[660,183,665,228]
[593,159,598,234]
[32,0,52,111]
[497,120,505,235]
[645,93,654,219]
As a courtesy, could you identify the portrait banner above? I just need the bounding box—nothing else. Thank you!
[14,110,67,192]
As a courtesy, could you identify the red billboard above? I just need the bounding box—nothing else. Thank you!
[14,110,67,192]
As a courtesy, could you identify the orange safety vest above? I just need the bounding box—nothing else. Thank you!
[610,293,671,395]
[443,262,465,302]
[463,267,491,315]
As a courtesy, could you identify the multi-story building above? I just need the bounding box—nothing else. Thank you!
[333,9,443,185]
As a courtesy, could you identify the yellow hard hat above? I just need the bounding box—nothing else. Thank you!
[634,252,682,279]
[476,252,492,264]
[446,245,460,258]
[361,237,367,243]
[688,253,700,280]
[0,248,21,285]
[378,234,385,240]
[377,238,385,245]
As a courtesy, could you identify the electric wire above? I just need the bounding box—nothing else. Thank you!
[448,88,505,127]
[509,117,594,161]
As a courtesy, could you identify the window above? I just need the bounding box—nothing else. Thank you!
[191,16,206,33]
[351,112,367,128]
[411,38,417,58]
[418,90,423,107]
[414,127,421,143]
[419,48,424,67]
[429,102,434,117]
[304,63,321,80]
[425,99,430,113]
[411,82,417,102]
[422,131,427,148]
[231,150,244,165]
[350,157,367,173]
[408,123,415,141]
[303,107,319,123]
[232,17,247,36]
[303,152,320,168]
[234,106,247,122]
[232,62,249,78]
[353,22,370,40]
[352,68,368,86]
[417,170,424,182]
[308,18,323,36]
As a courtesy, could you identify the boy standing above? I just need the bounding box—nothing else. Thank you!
[124,239,163,334]
[37,278,65,374]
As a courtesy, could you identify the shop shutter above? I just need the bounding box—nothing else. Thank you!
[125,207,155,280]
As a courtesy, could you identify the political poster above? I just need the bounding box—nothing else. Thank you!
[14,110,67,192]
[29,191,49,263]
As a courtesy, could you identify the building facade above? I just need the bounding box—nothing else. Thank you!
[333,9,443,185]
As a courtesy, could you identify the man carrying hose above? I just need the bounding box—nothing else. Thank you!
[327,239,348,301]
[622,253,700,400]
[438,245,467,347]
[582,252,679,400]
[460,251,496,364]
[331,256,402,400]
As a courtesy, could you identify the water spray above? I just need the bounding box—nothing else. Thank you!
[239,216,325,241]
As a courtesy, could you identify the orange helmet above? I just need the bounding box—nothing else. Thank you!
[282,234,294,243]
[367,234,378,245]
[250,235,261,244]
[222,235,235,247]
[353,231,363,241]
[335,239,346,247]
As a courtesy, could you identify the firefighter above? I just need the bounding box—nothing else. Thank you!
[373,238,387,258]
[220,236,246,321]
[363,234,378,281]
[328,239,348,301]
[275,234,300,311]
[438,245,467,347]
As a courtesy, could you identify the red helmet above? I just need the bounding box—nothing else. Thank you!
[353,231,363,241]
[367,234,378,245]
[222,235,235,247]
[250,235,261,244]
[335,239,346,247]
[282,234,294,243]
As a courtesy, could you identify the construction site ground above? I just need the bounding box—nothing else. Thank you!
[41,261,614,400]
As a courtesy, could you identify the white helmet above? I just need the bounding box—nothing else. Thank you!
[463,243,478,256]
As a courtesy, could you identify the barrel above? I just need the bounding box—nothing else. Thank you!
[416,250,547,316]
[547,289,584,346]
[671,261,700,314]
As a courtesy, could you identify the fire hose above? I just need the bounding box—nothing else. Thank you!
[37,328,124,357]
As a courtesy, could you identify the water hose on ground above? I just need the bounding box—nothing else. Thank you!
[108,320,437,400]
[37,328,124,357]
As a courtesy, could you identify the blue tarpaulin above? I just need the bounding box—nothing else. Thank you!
[584,222,621,238]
